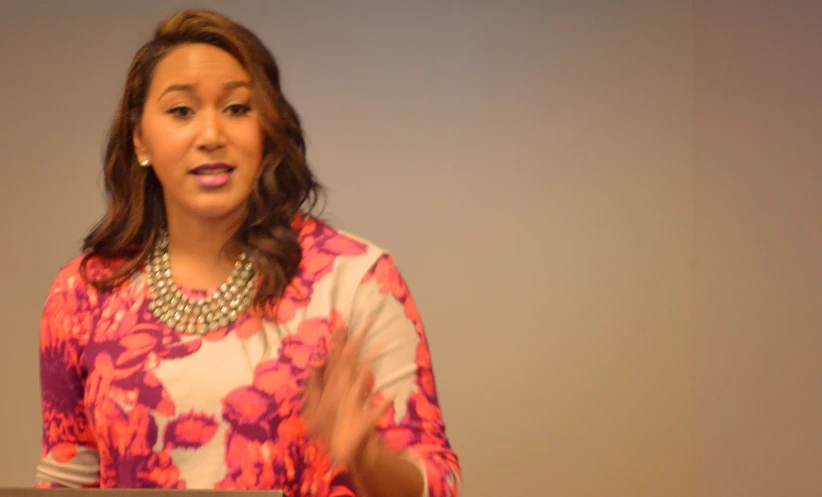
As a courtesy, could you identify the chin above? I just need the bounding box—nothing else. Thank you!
[188,199,248,222]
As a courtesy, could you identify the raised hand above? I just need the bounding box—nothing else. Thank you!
[302,319,391,469]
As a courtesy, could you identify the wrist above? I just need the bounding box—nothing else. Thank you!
[351,433,382,474]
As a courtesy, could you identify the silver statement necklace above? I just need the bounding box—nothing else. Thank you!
[145,233,257,335]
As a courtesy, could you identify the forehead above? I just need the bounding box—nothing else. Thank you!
[149,43,249,92]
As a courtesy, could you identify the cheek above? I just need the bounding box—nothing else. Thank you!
[236,125,265,172]
[143,131,195,187]
[146,129,193,162]
[140,115,193,172]
[239,124,264,160]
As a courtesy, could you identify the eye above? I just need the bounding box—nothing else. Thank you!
[167,106,194,119]
[225,104,251,116]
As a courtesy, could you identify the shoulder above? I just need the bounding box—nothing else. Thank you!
[296,216,413,299]
[297,215,393,283]
[40,256,93,341]
[294,217,416,327]
[46,254,87,296]
[44,251,133,308]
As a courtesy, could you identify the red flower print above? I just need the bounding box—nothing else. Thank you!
[221,435,275,488]
[362,255,407,299]
[222,386,276,442]
[39,274,98,461]
[327,483,357,497]
[82,321,201,419]
[138,452,184,489]
[261,219,368,323]
[218,313,343,490]
[276,415,306,442]
[419,367,437,399]
[362,255,422,324]
[234,314,262,340]
[271,278,310,324]
[278,311,341,372]
[163,411,219,450]
[41,273,95,346]
[254,363,299,397]
[79,255,118,286]
[121,405,158,456]
[50,443,79,464]
[410,394,443,431]
[415,324,432,368]
[217,432,299,490]
[99,407,202,485]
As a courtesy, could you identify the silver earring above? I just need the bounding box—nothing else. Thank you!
[138,157,150,167]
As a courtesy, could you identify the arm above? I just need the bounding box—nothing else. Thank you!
[35,271,101,488]
[346,254,462,497]
[347,437,425,497]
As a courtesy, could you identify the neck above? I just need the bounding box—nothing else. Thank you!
[162,208,247,290]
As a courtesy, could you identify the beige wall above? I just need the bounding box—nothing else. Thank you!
[693,1,822,496]
[0,1,817,496]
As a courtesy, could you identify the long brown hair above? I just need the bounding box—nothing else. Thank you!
[81,9,324,305]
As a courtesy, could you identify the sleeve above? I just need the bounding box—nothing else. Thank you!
[350,254,462,497]
[35,270,101,488]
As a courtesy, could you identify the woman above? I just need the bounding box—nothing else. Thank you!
[35,9,461,497]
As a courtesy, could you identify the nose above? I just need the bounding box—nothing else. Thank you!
[196,108,226,152]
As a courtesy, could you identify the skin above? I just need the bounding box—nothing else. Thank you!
[305,321,426,497]
[131,43,423,497]
[133,42,264,290]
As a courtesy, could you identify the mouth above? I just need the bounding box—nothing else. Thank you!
[190,163,235,175]
[189,163,235,189]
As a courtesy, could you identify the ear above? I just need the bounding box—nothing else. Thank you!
[133,122,148,161]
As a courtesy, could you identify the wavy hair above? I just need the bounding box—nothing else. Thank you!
[81,9,324,305]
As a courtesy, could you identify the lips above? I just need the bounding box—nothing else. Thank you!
[190,163,235,175]
[190,163,235,189]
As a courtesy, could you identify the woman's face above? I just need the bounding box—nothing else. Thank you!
[133,43,264,224]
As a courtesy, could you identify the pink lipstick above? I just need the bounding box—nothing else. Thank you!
[190,163,234,189]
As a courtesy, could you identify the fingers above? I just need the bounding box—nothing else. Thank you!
[342,366,391,438]
[325,317,378,386]
[368,396,393,426]
[340,317,372,368]
[301,368,322,434]
[303,316,389,450]
[353,362,374,407]
[349,316,374,347]
[361,335,388,367]
[323,326,348,383]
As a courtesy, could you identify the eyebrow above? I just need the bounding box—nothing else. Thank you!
[158,80,251,99]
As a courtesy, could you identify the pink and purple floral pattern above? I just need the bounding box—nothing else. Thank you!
[36,218,461,496]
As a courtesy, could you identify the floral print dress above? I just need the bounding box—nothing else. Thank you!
[35,216,461,497]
